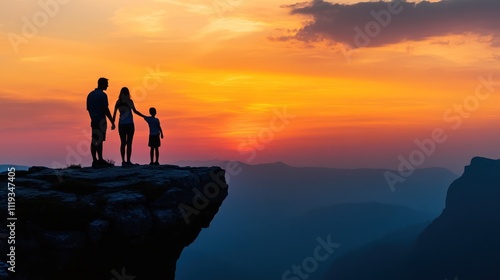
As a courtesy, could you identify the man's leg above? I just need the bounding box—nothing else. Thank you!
[97,119,107,163]
[91,126,99,164]
[97,142,104,161]
[90,142,97,162]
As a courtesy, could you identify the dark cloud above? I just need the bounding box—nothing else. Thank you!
[281,0,500,48]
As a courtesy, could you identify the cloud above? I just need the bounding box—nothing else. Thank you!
[280,0,500,48]
[20,56,56,63]
[111,6,167,36]
[194,18,266,39]
[154,0,215,15]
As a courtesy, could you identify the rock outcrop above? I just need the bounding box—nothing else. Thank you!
[414,157,500,279]
[323,157,500,280]
[0,164,228,280]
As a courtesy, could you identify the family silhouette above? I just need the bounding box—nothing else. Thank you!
[87,77,163,167]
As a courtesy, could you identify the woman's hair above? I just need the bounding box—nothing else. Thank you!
[119,87,131,101]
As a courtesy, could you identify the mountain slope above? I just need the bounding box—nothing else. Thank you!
[323,157,500,280]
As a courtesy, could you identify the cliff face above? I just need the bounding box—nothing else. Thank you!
[0,164,228,280]
[414,157,500,279]
[322,157,500,280]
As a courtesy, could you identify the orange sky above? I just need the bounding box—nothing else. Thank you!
[1,0,500,172]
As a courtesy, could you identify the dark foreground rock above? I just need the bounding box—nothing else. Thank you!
[413,157,500,279]
[0,164,228,280]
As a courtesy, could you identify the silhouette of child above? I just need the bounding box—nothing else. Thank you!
[144,107,163,165]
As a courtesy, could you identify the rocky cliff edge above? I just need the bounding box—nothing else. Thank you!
[0,164,228,280]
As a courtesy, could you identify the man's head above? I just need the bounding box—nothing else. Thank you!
[97,77,109,90]
[149,107,157,117]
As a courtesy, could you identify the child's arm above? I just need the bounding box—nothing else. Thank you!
[159,124,164,139]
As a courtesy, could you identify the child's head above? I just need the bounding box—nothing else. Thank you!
[149,107,157,116]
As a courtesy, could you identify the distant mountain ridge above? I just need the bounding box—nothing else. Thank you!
[176,160,458,280]
[279,202,435,280]
[199,160,455,214]
[323,157,500,280]
[0,165,30,172]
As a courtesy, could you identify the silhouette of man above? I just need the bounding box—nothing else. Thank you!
[87,77,115,167]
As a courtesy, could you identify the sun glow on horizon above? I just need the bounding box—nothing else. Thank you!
[1,0,500,171]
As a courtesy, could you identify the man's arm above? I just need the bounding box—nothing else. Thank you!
[106,107,115,130]
[111,102,118,124]
[104,94,115,129]
[106,107,116,130]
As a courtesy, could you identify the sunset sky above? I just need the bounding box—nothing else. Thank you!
[1,0,500,172]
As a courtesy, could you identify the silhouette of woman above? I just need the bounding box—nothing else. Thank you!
[112,87,145,166]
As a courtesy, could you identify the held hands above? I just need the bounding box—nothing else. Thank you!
[109,116,116,130]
